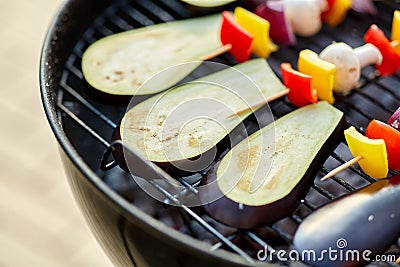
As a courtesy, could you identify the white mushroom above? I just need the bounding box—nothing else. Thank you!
[284,0,327,37]
[353,43,383,68]
[319,42,382,95]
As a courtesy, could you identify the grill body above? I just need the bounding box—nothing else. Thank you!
[59,150,252,267]
[40,0,400,266]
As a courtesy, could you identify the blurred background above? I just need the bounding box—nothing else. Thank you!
[0,0,113,266]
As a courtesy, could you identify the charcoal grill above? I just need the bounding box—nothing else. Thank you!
[40,0,400,266]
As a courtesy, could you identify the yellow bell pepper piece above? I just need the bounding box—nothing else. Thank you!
[344,126,388,179]
[234,7,278,58]
[391,41,400,55]
[298,49,336,104]
[391,10,400,54]
[324,0,352,27]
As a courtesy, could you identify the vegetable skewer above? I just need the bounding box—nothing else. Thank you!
[204,11,253,62]
[322,115,400,181]
[232,9,400,112]
[321,155,363,181]
[364,24,400,76]
[227,41,382,118]
[228,88,290,118]
[203,7,278,62]
[320,155,363,181]
[228,61,319,118]
[320,125,388,181]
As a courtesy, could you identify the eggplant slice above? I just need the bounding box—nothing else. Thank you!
[293,179,400,267]
[116,58,287,175]
[82,14,221,96]
[200,102,346,229]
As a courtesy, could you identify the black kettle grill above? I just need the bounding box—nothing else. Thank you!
[40,0,400,266]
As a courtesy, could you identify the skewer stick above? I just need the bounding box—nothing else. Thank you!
[228,89,290,118]
[202,44,232,61]
[321,155,363,181]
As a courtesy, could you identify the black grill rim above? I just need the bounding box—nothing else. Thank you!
[40,0,259,266]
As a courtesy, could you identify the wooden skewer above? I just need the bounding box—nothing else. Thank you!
[202,44,232,61]
[228,89,290,118]
[321,155,363,181]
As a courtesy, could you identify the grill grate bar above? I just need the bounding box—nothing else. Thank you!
[93,19,115,38]
[321,175,356,192]
[300,200,317,210]
[341,98,380,122]
[376,79,400,102]
[210,233,237,251]
[176,177,199,194]
[148,180,255,265]
[320,167,356,191]
[270,225,292,245]
[290,214,303,225]
[57,103,111,148]
[244,231,290,266]
[65,55,83,79]
[123,5,156,27]
[134,1,175,23]
[356,89,396,115]
[157,0,192,19]
[60,76,118,129]
[311,184,336,200]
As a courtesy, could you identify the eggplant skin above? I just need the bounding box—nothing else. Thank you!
[199,115,347,229]
[111,122,231,177]
[293,181,400,267]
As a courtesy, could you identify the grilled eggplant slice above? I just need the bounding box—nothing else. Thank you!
[200,102,346,229]
[82,14,221,97]
[114,59,287,175]
[293,177,400,267]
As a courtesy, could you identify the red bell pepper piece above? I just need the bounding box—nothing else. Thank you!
[234,7,278,58]
[365,119,400,171]
[364,24,400,76]
[220,11,253,62]
[389,174,400,186]
[280,62,318,107]
[321,0,335,21]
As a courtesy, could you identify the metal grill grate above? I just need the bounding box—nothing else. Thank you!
[56,0,400,265]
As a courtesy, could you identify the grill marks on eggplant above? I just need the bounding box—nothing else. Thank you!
[200,102,346,229]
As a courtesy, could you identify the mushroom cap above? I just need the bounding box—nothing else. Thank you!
[284,0,323,37]
[319,42,360,95]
